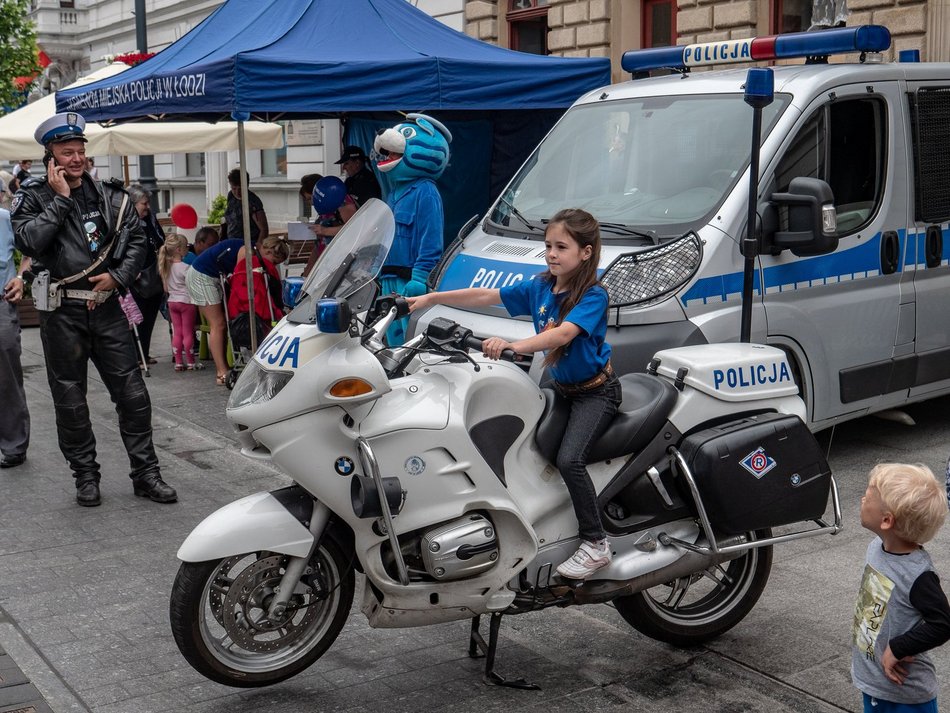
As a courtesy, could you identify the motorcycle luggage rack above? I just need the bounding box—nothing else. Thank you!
[663,447,842,555]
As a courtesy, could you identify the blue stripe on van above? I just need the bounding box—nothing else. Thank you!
[437,254,605,292]
[438,254,537,291]
[681,231,905,307]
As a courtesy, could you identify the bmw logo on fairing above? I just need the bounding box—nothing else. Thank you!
[334,457,355,476]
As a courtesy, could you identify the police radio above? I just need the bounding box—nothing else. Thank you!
[32,270,61,312]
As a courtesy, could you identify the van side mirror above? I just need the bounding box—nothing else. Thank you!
[764,177,838,256]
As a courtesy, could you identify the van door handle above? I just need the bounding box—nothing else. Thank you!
[880,231,900,275]
[925,225,943,268]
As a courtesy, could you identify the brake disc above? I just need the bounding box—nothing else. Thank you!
[221,555,320,653]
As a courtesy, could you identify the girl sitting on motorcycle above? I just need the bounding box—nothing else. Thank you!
[408,208,619,579]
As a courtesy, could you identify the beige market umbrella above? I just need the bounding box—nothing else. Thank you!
[0,63,284,160]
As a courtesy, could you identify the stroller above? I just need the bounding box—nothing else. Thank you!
[222,249,284,389]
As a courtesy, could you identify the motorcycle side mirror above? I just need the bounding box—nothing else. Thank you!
[368,293,402,321]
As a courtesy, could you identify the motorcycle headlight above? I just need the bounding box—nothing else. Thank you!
[228,360,294,409]
[601,232,703,308]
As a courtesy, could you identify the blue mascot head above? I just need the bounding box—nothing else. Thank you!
[373,113,452,186]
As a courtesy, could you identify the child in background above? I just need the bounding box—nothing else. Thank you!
[852,463,950,713]
[409,208,619,580]
[228,235,290,345]
[158,234,198,371]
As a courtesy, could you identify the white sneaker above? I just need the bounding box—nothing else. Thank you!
[556,539,612,580]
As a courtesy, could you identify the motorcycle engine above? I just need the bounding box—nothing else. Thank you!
[421,514,498,581]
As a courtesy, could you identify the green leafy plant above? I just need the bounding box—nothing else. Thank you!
[207,194,227,224]
[13,248,31,299]
[0,0,42,114]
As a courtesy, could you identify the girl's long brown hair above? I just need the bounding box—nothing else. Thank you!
[542,208,602,368]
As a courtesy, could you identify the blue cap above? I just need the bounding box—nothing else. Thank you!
[34,112,88,146]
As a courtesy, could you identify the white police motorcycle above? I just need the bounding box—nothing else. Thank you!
[169,198,841,689]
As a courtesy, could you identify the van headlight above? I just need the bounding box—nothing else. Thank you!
[228,361,294,408]
[601,232,703,308]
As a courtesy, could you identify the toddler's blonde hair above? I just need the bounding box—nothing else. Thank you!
[260,235,290,264]
[868,463,948,544]
[158,233,190,283]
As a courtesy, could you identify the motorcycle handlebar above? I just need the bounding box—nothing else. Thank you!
[462,334,518,362]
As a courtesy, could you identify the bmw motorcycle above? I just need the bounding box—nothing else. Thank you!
[169,199,841,688]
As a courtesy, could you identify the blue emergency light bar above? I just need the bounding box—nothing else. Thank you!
[622,25,891,74]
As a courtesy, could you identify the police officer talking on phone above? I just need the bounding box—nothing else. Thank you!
[11,112,177,507]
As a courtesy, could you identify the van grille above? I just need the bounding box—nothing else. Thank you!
[601,233,703,308]
[482,241,537,257]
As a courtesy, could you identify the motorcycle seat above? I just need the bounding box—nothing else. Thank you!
[535,373,678,465]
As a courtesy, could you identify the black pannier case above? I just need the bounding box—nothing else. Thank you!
[678,412,831,535]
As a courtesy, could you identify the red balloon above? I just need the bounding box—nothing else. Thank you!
[170,203,198,229]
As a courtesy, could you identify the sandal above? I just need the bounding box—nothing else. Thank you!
[216,373,227,386]
[185,363,195,371]
[174,364,186,372]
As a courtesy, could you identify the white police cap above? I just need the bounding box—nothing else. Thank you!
[34,112,88,146]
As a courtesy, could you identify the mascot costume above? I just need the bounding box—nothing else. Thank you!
[374,113,452,345]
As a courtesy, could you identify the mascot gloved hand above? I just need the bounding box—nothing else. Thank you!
[402,268,430,298]
[374,113,452,345]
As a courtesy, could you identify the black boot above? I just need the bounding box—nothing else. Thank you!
[76,478,101,507]
[133,472,177,503]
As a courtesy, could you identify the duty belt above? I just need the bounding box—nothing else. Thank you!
[63,289,114,304]
[556,361,615,397]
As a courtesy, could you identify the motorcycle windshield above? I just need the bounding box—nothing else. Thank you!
[288,198,395,324]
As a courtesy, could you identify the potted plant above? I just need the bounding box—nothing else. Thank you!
[207,194,226,229]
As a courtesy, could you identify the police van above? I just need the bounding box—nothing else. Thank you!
[417,25,950,430]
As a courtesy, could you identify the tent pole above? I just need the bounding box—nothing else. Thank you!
[237,120,258,353]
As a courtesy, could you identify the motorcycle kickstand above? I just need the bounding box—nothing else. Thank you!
[468,613,540,690]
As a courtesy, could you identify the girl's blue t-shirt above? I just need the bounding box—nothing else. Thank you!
[191,238,244,278]
[500,275,611,384]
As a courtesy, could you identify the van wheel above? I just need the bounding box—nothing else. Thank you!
[613,529,772,647]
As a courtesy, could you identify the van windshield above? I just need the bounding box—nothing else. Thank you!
[489,93,790,239]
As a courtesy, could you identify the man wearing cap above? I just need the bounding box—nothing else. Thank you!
[335,145,381,208]
[11,112,177,507]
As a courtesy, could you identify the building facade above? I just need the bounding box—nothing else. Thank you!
[26,0,464,227]
[465,0,948,86]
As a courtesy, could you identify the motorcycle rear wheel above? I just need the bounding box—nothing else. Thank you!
[613,529,772,647]
[169,539,354,687]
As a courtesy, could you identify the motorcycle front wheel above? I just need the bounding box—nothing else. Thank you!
[613,529,772,647]
[169,539,354,687]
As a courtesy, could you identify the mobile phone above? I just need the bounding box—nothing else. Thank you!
[43,151,62,169]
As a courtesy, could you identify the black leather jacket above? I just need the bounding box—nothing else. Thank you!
[11,174,147,291]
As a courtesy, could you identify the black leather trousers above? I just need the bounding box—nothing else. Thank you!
[39,297,160,483]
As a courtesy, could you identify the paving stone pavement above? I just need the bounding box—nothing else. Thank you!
[1,325,949,713]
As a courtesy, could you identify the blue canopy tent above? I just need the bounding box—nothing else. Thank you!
[56,0,610,347]
[56,0,608,119]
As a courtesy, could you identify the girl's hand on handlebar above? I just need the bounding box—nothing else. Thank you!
[407,294,433,313]
[482,336,513,360]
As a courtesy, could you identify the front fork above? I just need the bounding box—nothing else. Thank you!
[267,501,332,620]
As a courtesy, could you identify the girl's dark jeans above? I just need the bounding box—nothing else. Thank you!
[555,374,622,542]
